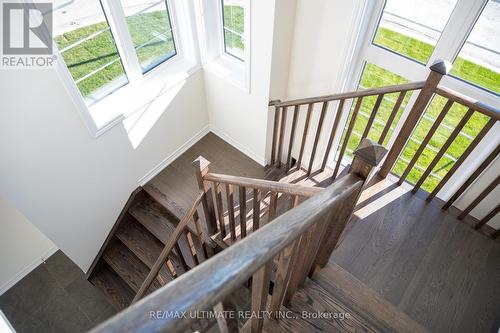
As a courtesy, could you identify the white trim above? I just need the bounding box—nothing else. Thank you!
[0,246,58,296]
[138,125,211,185]
[209,125,266,166]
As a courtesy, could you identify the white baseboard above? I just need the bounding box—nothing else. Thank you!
[138,125,211,185]
[0,246,58,296]
[209,125,266,166]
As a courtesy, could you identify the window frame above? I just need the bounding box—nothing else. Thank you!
[49,0,200,137]
[336,0,499,199]
[220,0,246,62]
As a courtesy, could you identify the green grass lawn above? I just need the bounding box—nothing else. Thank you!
[55,10,175,100]
[338,27,496,192]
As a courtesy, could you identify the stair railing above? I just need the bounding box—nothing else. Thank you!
[90,139,386,333]
[132,191,210,302]
[269,76,425,178]
[270,59,500,236]
[193,156,324,246]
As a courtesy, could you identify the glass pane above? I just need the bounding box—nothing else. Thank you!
[222,0,244,61]
[336,63,413,163]
[121,0,176,73]
[52,0,128,106]
[373,0,457,64]
[450,0,500,94]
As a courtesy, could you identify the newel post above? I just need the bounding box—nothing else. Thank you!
[313,139,387,270]
[379,59,451,177]
[193,156,218,235]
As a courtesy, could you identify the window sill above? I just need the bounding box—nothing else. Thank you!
[88,56,201,137]
[204,55,249,93]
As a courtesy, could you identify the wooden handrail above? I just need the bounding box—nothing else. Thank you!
[273,81,425,108]
[203,172,324,197]
[435,86,500,120]
[132,191,206,302]
[90,174,364,333]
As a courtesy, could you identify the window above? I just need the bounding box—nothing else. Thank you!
[373,0,457,64]
[121,0,176,73]
[221,0,245,61]
[450,0,500,95]
[336,63,413,162]
[51,0,178,107]
[53,1,128,106]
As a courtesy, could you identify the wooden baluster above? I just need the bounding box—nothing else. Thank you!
[412,108,474,193]
[269,239,300,319]
[174,244,190,272]
[286,105,299,171]
[253,189,261,231]
[276,106,288,168]
[443,143,499,209]
[380,60,451,177]
[193,157,218,235]
[185,231,199,266]
[251,263,271,333]
[270,106,280,165]
[283,226,316,305]
[430,118,496,202]
[307,102,328,175]
[314,138,387,269]
[192,210,210,259]
[379,91,406,144]
[475,204,500,230]
[333,97,363,179]
[398,99,454,185]
[321,99,345,171]
[361,93,384,139]
[268,191,278,221]
[458,175,500,220]
[213,181,226,238]
[225,184,237,241]
[239,186,247,238]
[297,103,313,169]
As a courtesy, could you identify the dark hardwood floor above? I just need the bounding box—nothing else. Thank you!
[148,133,266,214]
[149,132,500,333]
[332,175,500,333]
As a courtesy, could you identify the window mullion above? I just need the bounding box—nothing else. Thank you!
[100,0,142,83]
[428,0,487,65]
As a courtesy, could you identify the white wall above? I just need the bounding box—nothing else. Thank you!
[0,67,209,273]
[203,0,277,165]
[273,0,366,169]
[0,194,57,295]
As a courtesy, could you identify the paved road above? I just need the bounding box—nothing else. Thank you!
[51,0,163,35]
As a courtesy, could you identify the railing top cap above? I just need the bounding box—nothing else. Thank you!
[193,156,210,170]
[430,59,452,75]
[353,138,388,166]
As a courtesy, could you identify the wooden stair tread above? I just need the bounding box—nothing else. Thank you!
[89,264,134,311]
[313,263,429,333]
[240,301,320,333]
[115,216,185,277]
[128,197,202,270]
[143,183,186,220]
[289,278,380,332]
[102,240,165,293]
[115,215,164,268]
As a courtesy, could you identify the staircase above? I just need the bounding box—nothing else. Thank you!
[86,184,211,310]
[87,59,498,333]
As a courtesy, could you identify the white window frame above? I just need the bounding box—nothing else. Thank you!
[219,0,246,62]
[50,0,201,137]
[338,0,500,200]
[197,0,250,92]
